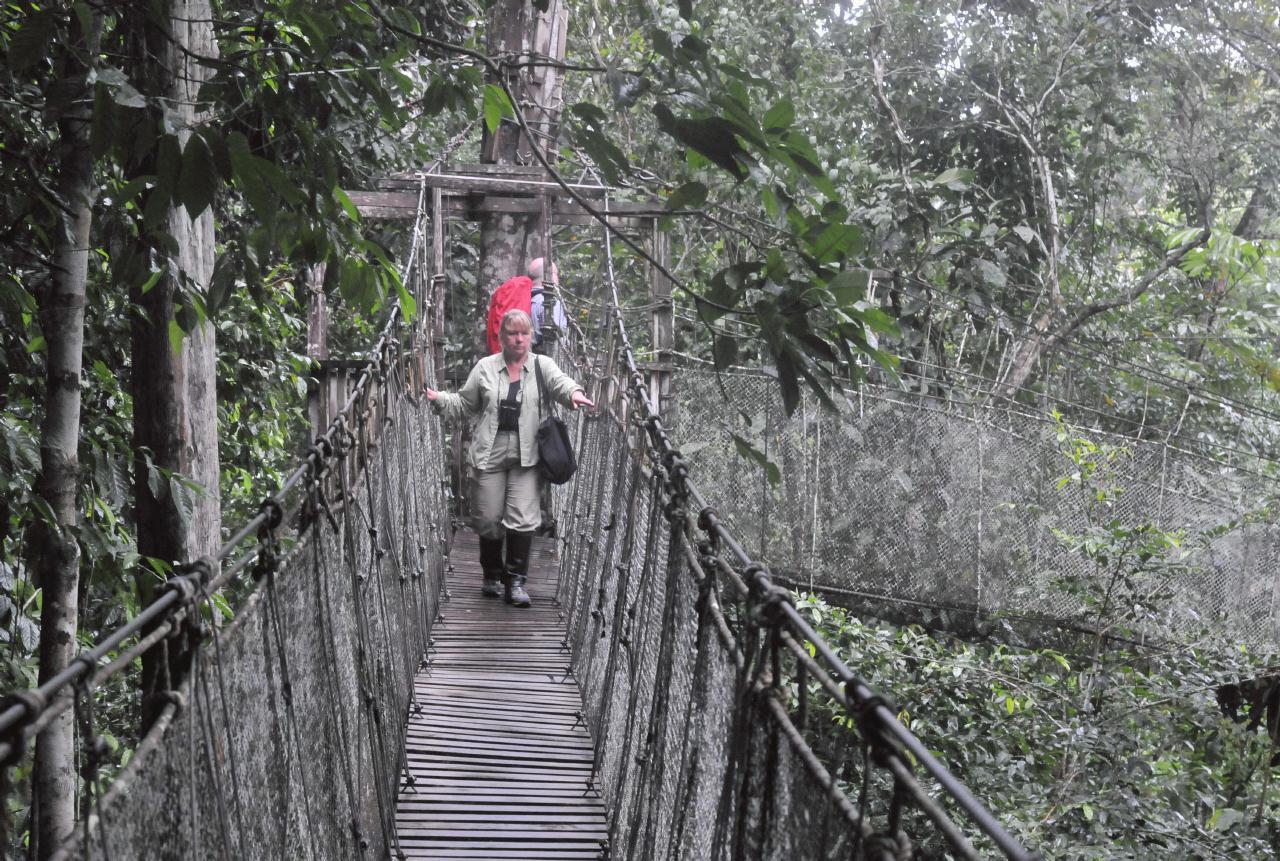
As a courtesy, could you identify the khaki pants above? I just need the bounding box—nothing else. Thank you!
[470,430,541,538]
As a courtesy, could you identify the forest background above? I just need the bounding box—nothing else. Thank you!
[1,0,1279,857]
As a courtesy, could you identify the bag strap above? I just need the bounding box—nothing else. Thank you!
[534,356,549,420]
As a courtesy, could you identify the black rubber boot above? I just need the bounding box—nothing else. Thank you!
[479,535,505,598]
[504,531,534,607]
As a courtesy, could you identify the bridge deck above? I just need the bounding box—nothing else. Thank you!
[396,529,607,860]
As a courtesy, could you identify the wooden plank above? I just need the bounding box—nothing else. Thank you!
[347,189,419,218]
[346,185,662,226]
[396,528,608,858]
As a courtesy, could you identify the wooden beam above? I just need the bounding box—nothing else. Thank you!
[346,188,672,227]
[347,190,419,218]
[382,164,548,180]
[412,172,606,197]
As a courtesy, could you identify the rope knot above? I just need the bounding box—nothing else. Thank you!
[742,562,770,595]
[180,556,217,588]
[259,498,284,532]
[2,689,48,727]
[162,574,198,604]
[849,683,899,757]
[864,830,913,861]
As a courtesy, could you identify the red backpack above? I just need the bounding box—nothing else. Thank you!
[485,275,533,354]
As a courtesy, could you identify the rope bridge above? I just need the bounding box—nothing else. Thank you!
[0,182,1036,859]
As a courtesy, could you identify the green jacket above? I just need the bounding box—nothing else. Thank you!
[432,354,583,470]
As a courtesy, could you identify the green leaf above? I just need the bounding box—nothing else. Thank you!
[774,348,801,416]
[396,276,416,322]
[731,433,781,485]
[762,186,779,219]
[651,29,675,61]
[169,475,192,529]
[855,307,900,337]
[199,127,231,181]
[144,456,166,502]
[576,126,630,184]
[933,167,974,190]
[155,134,182,198]
[168,319,186,354]
[974,258,1007,288]
[713,334,738,370]
[179,133,217,218]
[141,188,169,233]
[205,254,237,317]
[569,101,609,125]
[763,99,795,133]
[697,264,757,323]
[482,83,513,134]
[227,132,275,220]
[829,270,871,305]
[333,186,361,222]
[115,175,154,206]
[138,268,164,296]
[1012,224,1037,244]
[90,85,116,158]
[807,222,863,264]
[9,11,57,73]
[666,181,707,212]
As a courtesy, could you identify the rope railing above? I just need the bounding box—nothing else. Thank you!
[543,209,1040,859]
[3,146,1046,858]
[1,180,452,860]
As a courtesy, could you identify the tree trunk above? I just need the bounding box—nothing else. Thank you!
[168,0,221,565]
[131,0,221,729]
[476,0,568,345]
[997,229,1210,398]
[30,13,98,858]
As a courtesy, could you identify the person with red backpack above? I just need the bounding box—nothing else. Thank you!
[484,271,532,355]
[485,258,566,354]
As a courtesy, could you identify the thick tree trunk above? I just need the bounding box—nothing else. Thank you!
[30,15,97,858]
[132,0,220,729]
[168,0,220,563]
[476,0,568,346]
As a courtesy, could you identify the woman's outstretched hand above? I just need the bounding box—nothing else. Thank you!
[424,387,439,401]
[570,390,594,410]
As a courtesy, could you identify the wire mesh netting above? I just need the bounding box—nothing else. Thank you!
[548,338,1035,858]
[46,334,452,861]
[673,360,1280,648]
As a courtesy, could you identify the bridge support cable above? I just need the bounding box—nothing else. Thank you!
[2,185,453,860]
[539,206,1040,859]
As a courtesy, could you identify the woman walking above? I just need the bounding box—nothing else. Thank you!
[425,309,593,606]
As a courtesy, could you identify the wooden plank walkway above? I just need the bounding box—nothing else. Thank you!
[396,529,608,860]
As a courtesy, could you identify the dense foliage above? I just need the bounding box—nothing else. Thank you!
[796,590,1279,858]
[0,0,1277,854]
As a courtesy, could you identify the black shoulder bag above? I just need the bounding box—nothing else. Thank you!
[533,357,577,484]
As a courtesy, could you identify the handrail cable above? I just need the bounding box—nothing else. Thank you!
[0,176,433,755]
[598,194,1038,861]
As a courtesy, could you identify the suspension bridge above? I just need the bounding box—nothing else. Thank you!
[0,163,1049,860]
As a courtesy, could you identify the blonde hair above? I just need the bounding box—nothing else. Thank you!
[501,308,533,333]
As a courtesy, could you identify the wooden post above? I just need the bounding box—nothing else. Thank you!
[430,187,445,380]
[649,221,674,426]
[306,263,329,434]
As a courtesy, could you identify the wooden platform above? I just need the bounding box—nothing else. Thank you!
[396,529,608,860]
